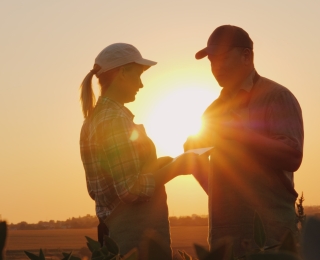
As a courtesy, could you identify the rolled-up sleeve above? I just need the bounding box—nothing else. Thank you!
[102,117,155,203]
[267,90,304,153]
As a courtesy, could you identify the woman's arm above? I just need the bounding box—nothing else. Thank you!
[103,117,203,203]
[150,153,202,187]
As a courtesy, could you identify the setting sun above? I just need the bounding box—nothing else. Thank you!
[142,84,218,157]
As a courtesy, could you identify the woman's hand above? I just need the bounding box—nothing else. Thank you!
[141,156,173,174]
[157,156,173,169]
[171,153,201,175]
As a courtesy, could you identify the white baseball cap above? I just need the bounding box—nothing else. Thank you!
[94,43,157,76]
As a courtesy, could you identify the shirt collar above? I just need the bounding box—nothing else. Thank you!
[96,96,135,120]
[238,68,256,93]
[219,69,256,101]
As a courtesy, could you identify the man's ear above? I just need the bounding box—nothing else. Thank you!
[242,48,252,65]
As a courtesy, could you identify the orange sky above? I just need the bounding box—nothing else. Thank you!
[1,1,319,224]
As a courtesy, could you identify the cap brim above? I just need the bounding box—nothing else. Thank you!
[195,48,208,59]
[196,45,231,60]
[134,58,157,70]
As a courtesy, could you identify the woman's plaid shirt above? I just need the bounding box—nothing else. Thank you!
[80,97,156,220]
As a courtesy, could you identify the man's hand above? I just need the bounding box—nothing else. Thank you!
[192,153,210,194]
[184,135,197,151]
[184,135,210,152]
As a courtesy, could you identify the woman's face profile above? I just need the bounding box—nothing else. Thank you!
[121,63,144,103]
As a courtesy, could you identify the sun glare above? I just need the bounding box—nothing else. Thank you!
[143,85,218,157]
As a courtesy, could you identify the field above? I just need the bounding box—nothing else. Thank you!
[5,226,209,259]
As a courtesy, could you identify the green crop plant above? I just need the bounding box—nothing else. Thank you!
[296,192,307,230]
[23,235,138,260]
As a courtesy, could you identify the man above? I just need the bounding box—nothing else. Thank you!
[184,25,303,256]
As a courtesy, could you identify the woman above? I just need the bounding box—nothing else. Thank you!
[79,43,200,259]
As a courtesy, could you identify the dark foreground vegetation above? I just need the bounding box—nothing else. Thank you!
[1,194,320,259]
[2,215,320,260]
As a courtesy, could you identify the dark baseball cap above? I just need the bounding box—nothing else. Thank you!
[195,25,253,59]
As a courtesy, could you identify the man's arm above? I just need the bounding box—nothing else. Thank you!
[234,126,302,172]
[190,154,209,194]
[215,90,304,172]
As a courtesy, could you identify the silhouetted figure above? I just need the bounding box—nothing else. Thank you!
[184,25,304,257]
[79,43,201,259]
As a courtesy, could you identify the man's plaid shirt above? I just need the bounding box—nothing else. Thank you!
[80,97,156,220]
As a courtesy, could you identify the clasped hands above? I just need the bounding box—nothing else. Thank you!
[142,153,202,176]
[184,110,245,151]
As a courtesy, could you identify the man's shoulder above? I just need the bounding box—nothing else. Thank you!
[251,75,301,111]
[252,75,298,104]
[258,75,291,94]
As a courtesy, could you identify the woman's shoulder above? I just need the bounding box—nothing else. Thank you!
[95,98,132,118]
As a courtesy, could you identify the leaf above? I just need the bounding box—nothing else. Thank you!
[39,249,46,260]
[85,236,101,252]
[178,249,186,260]
[263,244,279,251]
[182,251,192,260]
[62,252,72,260]
[247,251,300,260]
[103,235,120,255]
[122,248,138,260]
[206,243,227,260]
[278,230,297,254]
[24,251,40,260]
[253,211,266,250]
[194,243,209,259]
[146,238,172,260]
[62,251,82,260]
[206,237,233,260]
[70,255,82,260]
[91,256,106,260]
[101,245,109,256]
[92,250,102,258]
[108,256,120,260]
[178,250,184,256]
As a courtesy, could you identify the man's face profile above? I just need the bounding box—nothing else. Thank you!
[208,47,245,89]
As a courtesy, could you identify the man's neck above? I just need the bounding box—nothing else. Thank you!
[223,67,255,94]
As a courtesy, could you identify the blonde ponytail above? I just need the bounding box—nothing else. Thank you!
[80,65,100,119]
[80,70,96,119]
